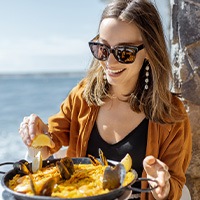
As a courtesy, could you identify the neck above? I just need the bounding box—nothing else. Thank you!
[110,84,135,100]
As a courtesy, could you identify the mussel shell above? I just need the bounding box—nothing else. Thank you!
[103,163,126,190]
[60,157,74,175]
[13,161,31,175]
[29,174,37,195]
[56,161,71,180]
[98,149,108,166]
[87,154,102,166]
[39,177,58,196]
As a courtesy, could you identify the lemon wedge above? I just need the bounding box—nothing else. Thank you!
[31,134,54,148]
[32,151,42,173]
[120,153,132,172]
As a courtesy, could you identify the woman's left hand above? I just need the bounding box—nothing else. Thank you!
[143,155,171,200]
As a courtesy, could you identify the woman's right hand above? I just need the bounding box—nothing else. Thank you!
[19,113,48,147]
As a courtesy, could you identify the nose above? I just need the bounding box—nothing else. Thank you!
[106,50,118,65]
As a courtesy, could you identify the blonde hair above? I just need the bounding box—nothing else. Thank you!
[83,0,185,124]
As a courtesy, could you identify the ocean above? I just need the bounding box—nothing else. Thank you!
[0,73,84,170]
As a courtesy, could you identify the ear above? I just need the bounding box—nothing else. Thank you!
[145,52,149,60]
[144,49,150,60]
[145,55,150,60]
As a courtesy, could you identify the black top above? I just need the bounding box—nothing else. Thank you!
[86,118,148,194]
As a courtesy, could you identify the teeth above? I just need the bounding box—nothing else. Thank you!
[107,68,124,74]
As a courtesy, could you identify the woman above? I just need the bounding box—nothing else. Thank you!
[19,0,192,199]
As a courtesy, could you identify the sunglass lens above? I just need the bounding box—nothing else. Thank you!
[116,47,136,63]
[89,43,108,61]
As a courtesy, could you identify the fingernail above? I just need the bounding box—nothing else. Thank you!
[27,139,31,145]
[30,134,35,140]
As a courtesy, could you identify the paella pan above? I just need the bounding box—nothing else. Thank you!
[0,154,158,200]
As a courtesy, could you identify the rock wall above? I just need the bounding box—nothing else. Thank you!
[171,0,200,199]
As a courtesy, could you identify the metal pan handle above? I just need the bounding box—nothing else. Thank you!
[0,162,14,174]
[0,159,29,174]
[127,177,158,193]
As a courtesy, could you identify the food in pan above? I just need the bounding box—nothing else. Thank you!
[8,151,135,198]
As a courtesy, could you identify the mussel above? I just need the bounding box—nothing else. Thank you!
[26,176,59,196]
[88,154,102,166]
[56,157,75,180]
[99,148,108,166]
[13,161,37,195]
[13,160,31,175]
[103,163,126,190]
[13,160,59,196]
[37,176,59,196]
[88,148,108,166]
[88,149,129,190]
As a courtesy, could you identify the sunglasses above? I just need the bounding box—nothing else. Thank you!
[88,36,144,64]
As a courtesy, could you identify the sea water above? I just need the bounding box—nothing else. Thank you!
[0,73,83,166]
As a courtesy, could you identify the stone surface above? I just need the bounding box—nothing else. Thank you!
[178,0,200,105]
[179,1,200,46]
[182,71,200,105]
[171,0,200,199]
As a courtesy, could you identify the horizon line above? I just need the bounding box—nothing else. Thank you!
[0,70,86,77]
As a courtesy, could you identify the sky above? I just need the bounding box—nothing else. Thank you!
[0,0,169,74]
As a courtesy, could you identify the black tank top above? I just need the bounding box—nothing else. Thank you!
[86,118,148,193]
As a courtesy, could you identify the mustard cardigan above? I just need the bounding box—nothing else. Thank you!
[48,82,192,200]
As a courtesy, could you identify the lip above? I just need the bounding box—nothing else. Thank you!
[106,68,126,77]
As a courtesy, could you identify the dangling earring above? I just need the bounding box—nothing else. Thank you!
[144,64,150,90]
[103,62,108,85]
[103,70,107,85]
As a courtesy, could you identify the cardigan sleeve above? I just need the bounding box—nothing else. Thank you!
[47,80,95,157]
[161,112,192,199]
[141,97,192,200]
[47,83,84,155]
[162,97,192,199]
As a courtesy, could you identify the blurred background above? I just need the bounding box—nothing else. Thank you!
[0,0,169,164]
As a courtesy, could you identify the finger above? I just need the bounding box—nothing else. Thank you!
[19,116,29,131]
[149,177,169,198]
[156,180,170,199]
[28,114,40,139]
[143,156,157,177]
[143,155,156,167]
[156,170,166,187]
[19,121,26,132]
[23,116,30,124]
[155,160,170,187]
[157,169,171,186]
[155,158,169,171]
[29,113,38,124]
[19,115,31,131]
[19,119,30,136]
[19,124,32,146]
[19,115,37,146]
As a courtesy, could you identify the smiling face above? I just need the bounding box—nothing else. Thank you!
[99,18,147,95]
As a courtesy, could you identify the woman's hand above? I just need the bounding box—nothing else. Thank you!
[19,113,49,147]
[19,114,55,159]
[143,156,171,200]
